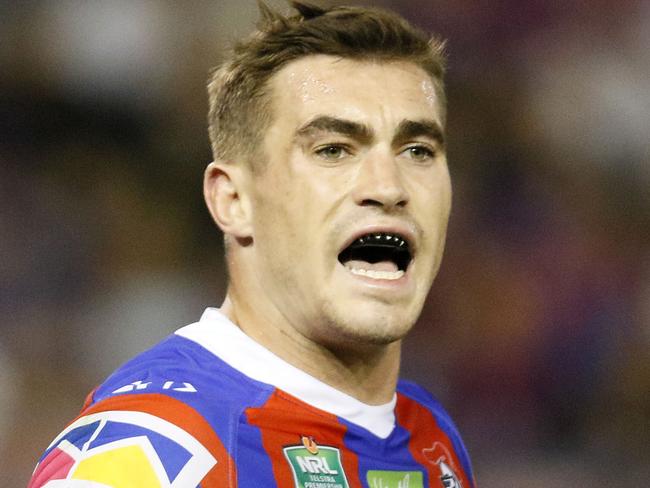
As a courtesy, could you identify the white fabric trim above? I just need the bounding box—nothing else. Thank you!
[175,308,396,439]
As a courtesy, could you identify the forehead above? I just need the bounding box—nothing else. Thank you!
[266,55,443,130]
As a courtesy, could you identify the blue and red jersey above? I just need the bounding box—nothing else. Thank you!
[30,308,475,487]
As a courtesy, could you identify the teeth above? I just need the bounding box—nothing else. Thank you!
[347,267,405,280]
[353,233,407,249]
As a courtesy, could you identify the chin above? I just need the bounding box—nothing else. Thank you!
[319,301,419,348]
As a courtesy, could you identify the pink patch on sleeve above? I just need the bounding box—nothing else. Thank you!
[28,447,76,488]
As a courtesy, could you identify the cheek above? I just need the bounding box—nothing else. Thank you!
[414,169,451,213]
[432,165,452,212]
[251,180,295,252]
[441,176,453,216]
[253,185,312,255]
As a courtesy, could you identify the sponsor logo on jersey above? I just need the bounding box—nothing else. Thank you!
[112,380,197,394]
[284,436,349,488]
[366,470,424,488]
[422,442,463,488]
[30,410,215,488]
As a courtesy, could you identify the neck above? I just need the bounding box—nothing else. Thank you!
[220,292,401,405]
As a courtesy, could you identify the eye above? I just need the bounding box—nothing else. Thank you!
[315,144,350,161]
[402,144,436,162]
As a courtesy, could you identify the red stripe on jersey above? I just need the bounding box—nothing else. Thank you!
[76,393,236,487]
[80,386,98,412]
[395,393,473,488]
[246,389,363,488]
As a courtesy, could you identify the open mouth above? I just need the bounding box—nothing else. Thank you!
[337,232,412,281]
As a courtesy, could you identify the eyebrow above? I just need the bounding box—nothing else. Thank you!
[296,116,373,144]
[295,115,445,147]
[393,119,445,148]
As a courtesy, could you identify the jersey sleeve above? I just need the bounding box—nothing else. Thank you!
[28,393,234,488]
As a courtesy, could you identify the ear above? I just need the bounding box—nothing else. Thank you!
[203,161,253,239]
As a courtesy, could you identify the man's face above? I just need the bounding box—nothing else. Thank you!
[246,55,451,349]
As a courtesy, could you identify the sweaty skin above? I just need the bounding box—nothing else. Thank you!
[205,55,451,405]
[420,79,439,109]
[288,68,335,103]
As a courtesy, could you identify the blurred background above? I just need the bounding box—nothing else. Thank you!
[1,0,648,485]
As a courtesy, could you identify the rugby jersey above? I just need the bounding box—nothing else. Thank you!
[29,307,475,487]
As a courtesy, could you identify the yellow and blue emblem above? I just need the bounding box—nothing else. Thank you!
[30,410,216,487]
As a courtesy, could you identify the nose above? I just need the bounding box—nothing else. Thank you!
[352,149,409,210]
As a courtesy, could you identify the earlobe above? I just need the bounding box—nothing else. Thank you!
[203,161,253,239]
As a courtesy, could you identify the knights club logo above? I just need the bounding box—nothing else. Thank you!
[422,442,463,488]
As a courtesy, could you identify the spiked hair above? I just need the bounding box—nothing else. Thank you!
[207,1,446,166]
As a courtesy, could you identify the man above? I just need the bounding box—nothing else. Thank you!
[30,2,475,487]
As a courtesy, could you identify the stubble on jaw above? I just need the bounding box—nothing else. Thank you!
[313,296,418,349]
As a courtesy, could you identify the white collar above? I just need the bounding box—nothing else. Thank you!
[175,307,396,439]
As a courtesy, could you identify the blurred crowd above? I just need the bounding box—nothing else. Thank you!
[1,1,648,486]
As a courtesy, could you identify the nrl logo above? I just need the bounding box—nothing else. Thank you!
[422,442,463,488]
[284,436,350,488]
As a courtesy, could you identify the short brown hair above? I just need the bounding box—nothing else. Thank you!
[207,1,446,166]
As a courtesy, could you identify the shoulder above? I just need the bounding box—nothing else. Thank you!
[29,392,229,487]
[396,379,477,488]
[29,330,270,487]
[93,332,273,409]
[396,380,461,438]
